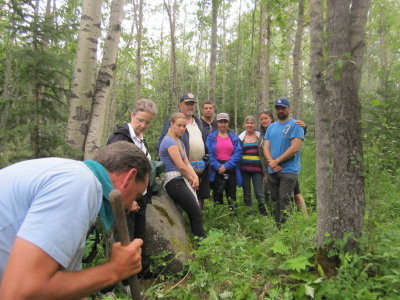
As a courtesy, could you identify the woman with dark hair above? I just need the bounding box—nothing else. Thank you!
[206,113,243,212]
[159,113,205,238]
[259,110,275,203]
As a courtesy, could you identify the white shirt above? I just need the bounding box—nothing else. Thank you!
[128,123,151,161]
[186,119,205,161]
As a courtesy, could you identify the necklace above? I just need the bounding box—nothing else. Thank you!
[244,132,258,143]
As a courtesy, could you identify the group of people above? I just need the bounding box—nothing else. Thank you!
[0,93,307,298]
[158,93,307,238]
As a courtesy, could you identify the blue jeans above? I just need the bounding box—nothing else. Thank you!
[242,171,267,215]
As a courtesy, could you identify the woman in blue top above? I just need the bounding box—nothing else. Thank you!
[159,113,205,237]
[206,113,243,212]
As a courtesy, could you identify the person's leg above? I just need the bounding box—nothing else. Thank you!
[225,170,237,211]
[166,179,205,237]
[268,173,279,202]
[242,172,252,207]
[276,173,298,225]
[293,180,308,216]
[264,176,271,202]
[212,173,224,205]
[252,172,267,215]
[196,167,210,210]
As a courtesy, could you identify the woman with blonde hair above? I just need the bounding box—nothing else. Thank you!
[159,113,205,237]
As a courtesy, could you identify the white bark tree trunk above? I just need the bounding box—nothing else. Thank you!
[66,0,103,158]
[164,0,178,115]
[84,0,124,160]
[134,0,144,101]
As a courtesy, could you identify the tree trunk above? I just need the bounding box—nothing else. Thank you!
[0,14,16,130]
[66,0,103,158]
[258,1,270,112]
[292,0,304,119]
[322,0,370,248]
[208,0,219,103]
[310,0,371,273]
[164,0,178,114]
[377,3,387,92]
[245,0,257,116]
[221,0,227,110]
[233,0,242,132]
[195,30,203,107]
[84,0,124,160]
[133,0,144,101]
[31,0,44,158]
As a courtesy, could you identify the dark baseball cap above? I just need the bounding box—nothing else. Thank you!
[180,92,197,103]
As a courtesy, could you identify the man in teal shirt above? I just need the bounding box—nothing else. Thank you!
[263,98,304,226]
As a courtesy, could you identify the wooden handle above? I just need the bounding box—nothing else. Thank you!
[110,189,143,300]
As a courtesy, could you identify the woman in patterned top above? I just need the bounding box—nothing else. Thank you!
[238,115,268,215]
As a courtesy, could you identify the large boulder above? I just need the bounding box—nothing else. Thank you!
[142,181,192,275]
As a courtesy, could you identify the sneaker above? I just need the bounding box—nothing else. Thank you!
[123,285,131,295]
[96,291,117,299]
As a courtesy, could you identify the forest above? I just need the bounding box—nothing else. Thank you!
[0,0,399,299]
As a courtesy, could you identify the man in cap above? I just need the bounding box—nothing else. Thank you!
[158,92,210,208]
[263,97,304,226]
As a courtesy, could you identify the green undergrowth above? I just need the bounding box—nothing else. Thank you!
[140,207,399,300]
[137,169,400,299]
[93,145,400,299]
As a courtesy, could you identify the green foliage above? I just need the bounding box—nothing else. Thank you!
[132,177,399,300]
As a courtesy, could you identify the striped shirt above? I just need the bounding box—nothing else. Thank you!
[241,141,262,173]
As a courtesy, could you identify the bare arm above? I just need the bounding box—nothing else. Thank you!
[271,138,303,167]
[0,237,143,300]
[263,139,282,172]
[182,154,199,190]
[263,139,273,162]
[167,145,198,186]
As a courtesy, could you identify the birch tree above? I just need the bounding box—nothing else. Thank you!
[133,0,144,101]
[66,0,103,157]
[164,0,178,114]
[84,0,124,160]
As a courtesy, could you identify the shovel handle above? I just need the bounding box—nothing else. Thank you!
[110,189,142,300]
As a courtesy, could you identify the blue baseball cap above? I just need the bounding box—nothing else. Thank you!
[274,97,290,107]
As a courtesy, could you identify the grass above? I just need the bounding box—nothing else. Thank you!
[86,144,400,299]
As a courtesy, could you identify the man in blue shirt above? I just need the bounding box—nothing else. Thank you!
[0,141,150,299]
[263,98,304,226]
